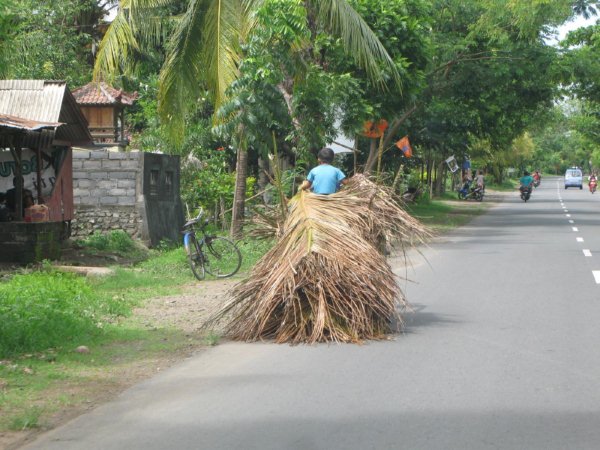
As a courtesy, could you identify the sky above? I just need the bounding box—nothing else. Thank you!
[554,14,598,42]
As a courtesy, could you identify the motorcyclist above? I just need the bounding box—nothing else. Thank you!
[532,170,541,186]
[589,172,597,193]
[520,171,534,196]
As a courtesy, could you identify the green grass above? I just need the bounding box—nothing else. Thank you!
[76,230,148,259]
[485,178,519,191]
[0,271,132,358]
[407,198,489,232]
[235,237,275,274]
[0,326,196,432]
[9,407,42,431]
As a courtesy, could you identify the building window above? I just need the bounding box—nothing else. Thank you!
[150,169,160,197]
[164,171,173,195]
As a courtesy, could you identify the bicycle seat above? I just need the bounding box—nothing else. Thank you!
[183,218,199,228]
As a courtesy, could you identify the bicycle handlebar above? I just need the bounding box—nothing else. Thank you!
[183,207,206,229]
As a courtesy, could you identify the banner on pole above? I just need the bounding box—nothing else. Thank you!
[395,136,413,158]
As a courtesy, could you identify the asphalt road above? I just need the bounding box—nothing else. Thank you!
[22,177,600,450]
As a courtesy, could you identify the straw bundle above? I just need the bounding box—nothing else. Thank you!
[209,176,429,344]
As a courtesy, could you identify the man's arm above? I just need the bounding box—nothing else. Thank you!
[299,180,312,191]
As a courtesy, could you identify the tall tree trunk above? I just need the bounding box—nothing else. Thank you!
[434,160,445,195]
[364,138,378,174]
[230,145,248,240]
[257,156,271,204]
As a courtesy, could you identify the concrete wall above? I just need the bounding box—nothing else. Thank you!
[71,149,144,238]
[70,149,183,246]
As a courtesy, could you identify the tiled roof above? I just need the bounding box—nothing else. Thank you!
[72,82,137,106]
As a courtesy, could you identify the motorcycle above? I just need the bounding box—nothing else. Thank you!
[520,185,532,202]
[533,178,540,188]
[458,180,484,201]
[590,179,597,194]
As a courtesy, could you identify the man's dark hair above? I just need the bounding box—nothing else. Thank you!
[317,147,334,163]
[523,171,529,176]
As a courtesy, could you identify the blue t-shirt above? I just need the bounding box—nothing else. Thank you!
[307,164,346,194]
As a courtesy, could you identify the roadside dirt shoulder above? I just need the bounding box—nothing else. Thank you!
[1,278,239,450]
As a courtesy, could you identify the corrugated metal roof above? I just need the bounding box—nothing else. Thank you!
[0,112,62,131]
[0,80,93,146]
[72,82,137,106]
[0,80,66,122]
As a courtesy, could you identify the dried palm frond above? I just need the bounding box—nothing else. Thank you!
[207,178,429,344]
[344,174,430,248]
[246,205,285,240]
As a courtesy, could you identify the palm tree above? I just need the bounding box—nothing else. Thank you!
[95,0,401,236]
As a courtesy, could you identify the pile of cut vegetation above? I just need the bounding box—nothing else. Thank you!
[209,175,429,344]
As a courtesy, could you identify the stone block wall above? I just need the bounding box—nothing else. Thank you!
[71,149,144,238]
[0,222,63,263]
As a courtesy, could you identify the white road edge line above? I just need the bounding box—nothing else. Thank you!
[577,237,585,242]
[572,227,579,231]
[593,271,600,284]
[566,214,571,217]
[584,249,592,257]
[569,220,575,224]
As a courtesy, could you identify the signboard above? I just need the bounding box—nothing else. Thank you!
[445,156,459,173]
[0,149,57,198]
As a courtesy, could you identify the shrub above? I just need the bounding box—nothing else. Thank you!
[77,230,144,256]
[0,272,131,357]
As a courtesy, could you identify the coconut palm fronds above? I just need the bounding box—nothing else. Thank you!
[208,181,428,344]
[345,174,430,246]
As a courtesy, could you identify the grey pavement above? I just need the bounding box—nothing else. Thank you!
[21,177,600,450]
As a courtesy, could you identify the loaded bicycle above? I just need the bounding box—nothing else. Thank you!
[183,208,242,280]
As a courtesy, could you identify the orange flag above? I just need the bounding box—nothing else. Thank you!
[395,136,412,157]
[362,119,388,138]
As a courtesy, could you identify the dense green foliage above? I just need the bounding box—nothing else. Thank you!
[2,0,600,209]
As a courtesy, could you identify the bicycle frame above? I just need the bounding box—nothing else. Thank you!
[182,208,242,280]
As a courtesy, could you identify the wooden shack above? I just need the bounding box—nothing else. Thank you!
[0,80,93,263]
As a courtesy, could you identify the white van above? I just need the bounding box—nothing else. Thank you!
[565,167,583,189]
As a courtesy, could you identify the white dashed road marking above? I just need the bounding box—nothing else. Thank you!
[558,185,600,284]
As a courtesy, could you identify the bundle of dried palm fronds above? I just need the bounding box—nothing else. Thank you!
[208,176,429,344]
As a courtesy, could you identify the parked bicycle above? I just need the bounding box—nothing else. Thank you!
[183,208,242,280]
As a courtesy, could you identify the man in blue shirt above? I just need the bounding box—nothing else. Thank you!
[300,148,347,194]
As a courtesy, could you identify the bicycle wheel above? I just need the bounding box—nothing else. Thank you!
[203,236,242,278]
[185,233,205,280]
